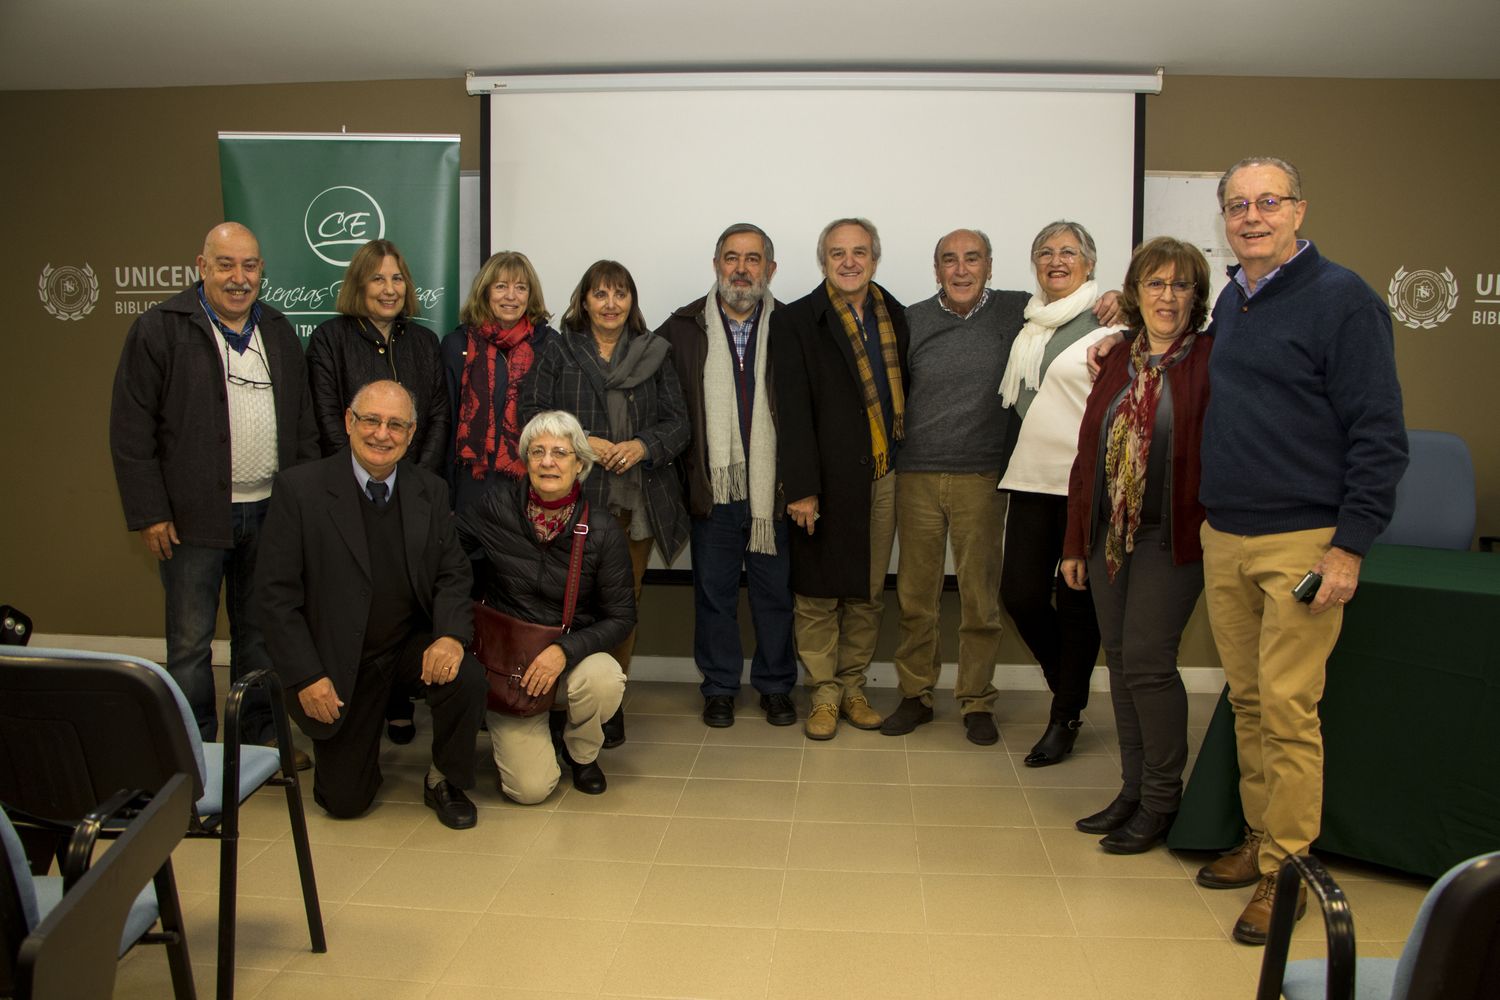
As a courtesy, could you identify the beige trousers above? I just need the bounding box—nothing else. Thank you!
[794,473,897,708]
[486,652,626,804]
[1200,523,1344,874]
[892,471,1005,713]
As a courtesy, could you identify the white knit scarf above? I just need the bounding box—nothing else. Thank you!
[998,279,1099,407]
[702,285,778,554]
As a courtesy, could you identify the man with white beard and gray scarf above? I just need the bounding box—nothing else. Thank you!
[659,223,797,729]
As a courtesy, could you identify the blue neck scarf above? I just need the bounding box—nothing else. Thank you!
[196,282,261,355]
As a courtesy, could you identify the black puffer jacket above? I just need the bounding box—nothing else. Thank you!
[454,476,637,668]
[306,314,450,473]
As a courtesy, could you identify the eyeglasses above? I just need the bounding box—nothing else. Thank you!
[1032,247,1083,263]
[527,447,575,462]
[1139,279,1196,297]
[350,410,414,436]
[1222,195,1299,219]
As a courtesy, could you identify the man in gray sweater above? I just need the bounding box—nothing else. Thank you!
[882,229,1021,745]
[884,229,1119,745]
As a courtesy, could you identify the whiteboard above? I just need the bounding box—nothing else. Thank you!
[1143,171,1235,308]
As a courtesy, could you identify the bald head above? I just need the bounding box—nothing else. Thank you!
[933,228,993,315]
[196,222,263,326]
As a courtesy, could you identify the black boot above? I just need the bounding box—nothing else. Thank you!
[601,706,626,749]
[548,709,566,757]
[1075,792,1140,834]
[1024,718,1082,767]
[1100,806,1177,854]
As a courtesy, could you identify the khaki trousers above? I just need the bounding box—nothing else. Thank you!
[486,652,626,804]
[892,471,1005,714]
[795,473,896,708]
[1200,523,1344,874]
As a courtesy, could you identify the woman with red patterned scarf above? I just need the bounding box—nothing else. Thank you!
[1061,237,1214,856]
[442,251,558,514]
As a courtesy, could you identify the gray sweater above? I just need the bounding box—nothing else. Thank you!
[897,289,1027,474]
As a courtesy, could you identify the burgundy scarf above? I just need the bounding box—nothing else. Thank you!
[456,317,535,479]
[526,481,581,543]
[1102,328,1197,581]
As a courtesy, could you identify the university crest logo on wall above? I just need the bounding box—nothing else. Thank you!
[1387,266,1458,330]
[37,263,99,321]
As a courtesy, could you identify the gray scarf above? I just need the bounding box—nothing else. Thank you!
[597,331,671,537]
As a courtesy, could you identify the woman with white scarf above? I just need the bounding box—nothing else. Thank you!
[998,220,1120,768]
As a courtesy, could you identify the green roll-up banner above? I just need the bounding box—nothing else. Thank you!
[218,132,461,347]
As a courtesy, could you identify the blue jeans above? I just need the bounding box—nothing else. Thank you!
[690,500,796,698]
[159,499,273,743]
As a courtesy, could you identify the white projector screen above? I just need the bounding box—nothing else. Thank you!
[483,78,1144,570]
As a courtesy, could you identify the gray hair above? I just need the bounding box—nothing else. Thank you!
[932,228,993,267]
[714,223,775,264]
[816,217,881,266]
[1030,220,1098,278]
[518,410,597,480]
[350,379,417,424]
[1217,155,1304,204]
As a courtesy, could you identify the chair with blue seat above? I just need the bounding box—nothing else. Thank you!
[1255,851,1500,1000]
[1376,430,1477,550]
[0,646,325,1000]
[2,774,195,999]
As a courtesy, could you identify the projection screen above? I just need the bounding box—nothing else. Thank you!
[475,72,1155,570]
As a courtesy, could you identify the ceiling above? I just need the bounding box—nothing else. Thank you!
[3,0,1497,91]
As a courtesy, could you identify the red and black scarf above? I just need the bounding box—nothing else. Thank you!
[526,481,580,543]
[456,318,534,479]
[1102,328,1197,581]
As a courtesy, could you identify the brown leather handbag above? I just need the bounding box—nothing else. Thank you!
[470,503,590,717]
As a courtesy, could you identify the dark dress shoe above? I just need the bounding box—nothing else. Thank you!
[602,706,626,748]
[880,697,934,736]
[424,779,478,829]
[1075,792,1140,834]
[1024,719,1082,767]
[760,692,797,726]
[569,758,608,795]
[963,712,1000,746]
[1100,806,1177,854]
[265,739,313,772]
[386,719,416,745]
[703,695,736,728]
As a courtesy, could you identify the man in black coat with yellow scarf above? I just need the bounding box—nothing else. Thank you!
[255,379,486,828]
[772,217,910,741]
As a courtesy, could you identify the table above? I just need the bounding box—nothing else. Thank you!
[1168,544,1500,877]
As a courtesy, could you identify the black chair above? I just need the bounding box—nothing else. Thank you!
[0,647,325,1000]
[3,774,194,1000]
[1256,851,1500,1000]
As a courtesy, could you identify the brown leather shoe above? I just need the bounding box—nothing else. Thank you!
[805,703,838,741]
[1232,873,1306,945]
[840,695,882,730]
[1197,829,1262,888]
[267,739,313,772]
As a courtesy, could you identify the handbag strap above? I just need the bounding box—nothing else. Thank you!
[560,502,589,631]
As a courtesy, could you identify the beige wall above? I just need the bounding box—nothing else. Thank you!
[2,74,1493,673]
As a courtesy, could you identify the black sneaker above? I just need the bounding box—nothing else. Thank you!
[759,692,796,726]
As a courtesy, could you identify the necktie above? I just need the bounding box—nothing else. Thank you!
[367,480,389,508]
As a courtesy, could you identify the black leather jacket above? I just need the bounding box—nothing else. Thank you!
[305,314,450,473]
[454,476,637,668]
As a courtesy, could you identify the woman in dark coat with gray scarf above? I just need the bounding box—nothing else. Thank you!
[522,259,690,746]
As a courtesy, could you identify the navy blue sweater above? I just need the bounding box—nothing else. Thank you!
[1200,242,1407,555]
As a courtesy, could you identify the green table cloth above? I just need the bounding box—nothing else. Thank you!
[1168,544,1500,877]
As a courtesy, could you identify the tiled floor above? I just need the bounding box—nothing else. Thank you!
[110,682,1432,999]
